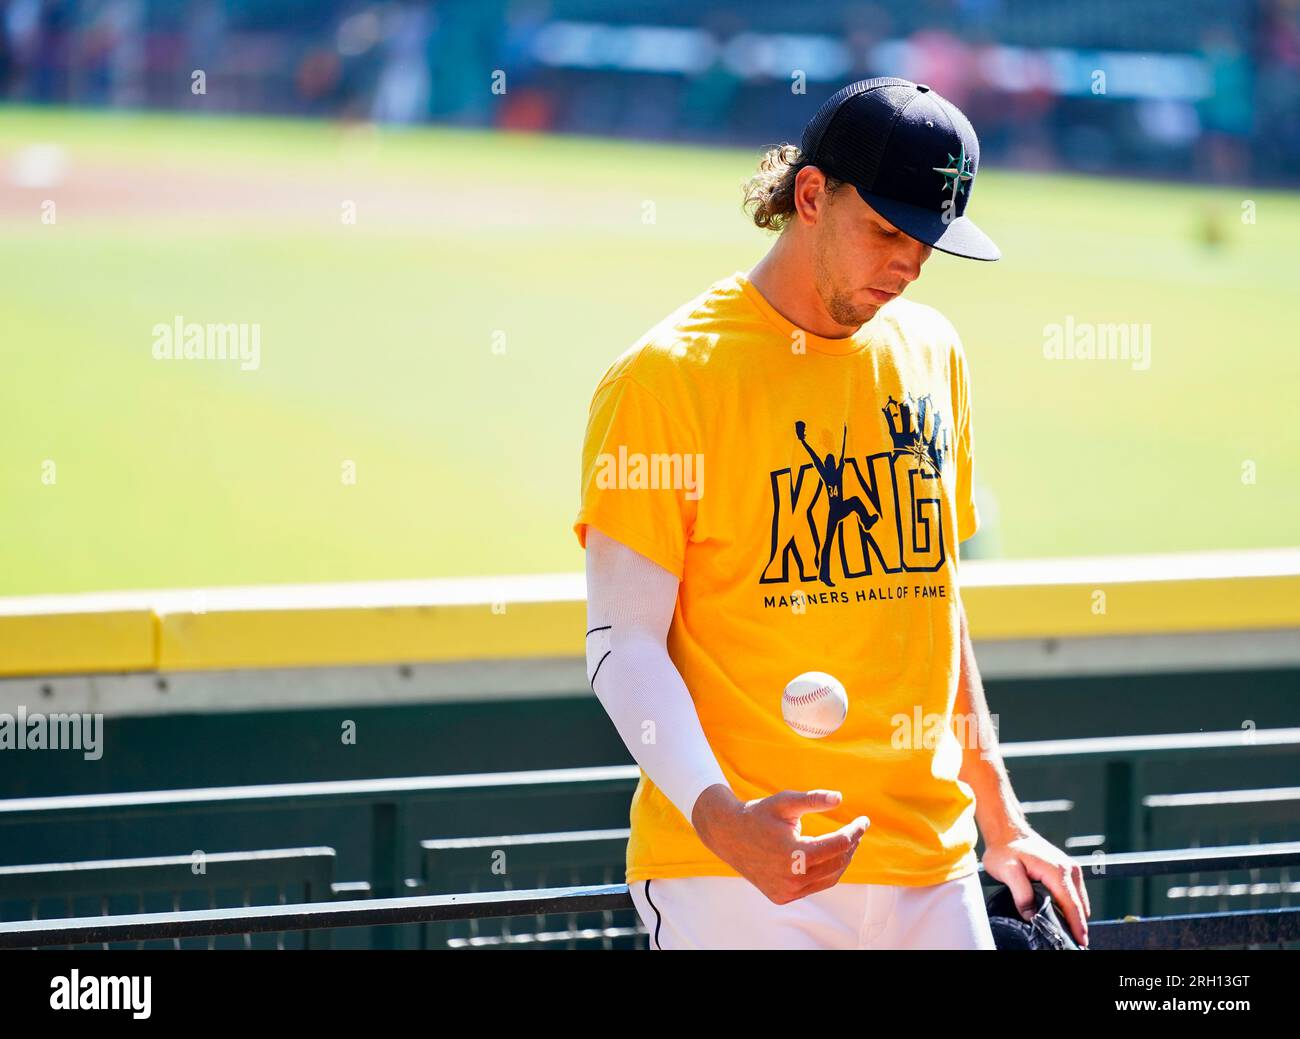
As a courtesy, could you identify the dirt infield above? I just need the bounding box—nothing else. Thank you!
[0,140,669,233]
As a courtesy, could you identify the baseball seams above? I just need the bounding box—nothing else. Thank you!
[785,684,834,707]
[782,673,848,738]
[788,719,839,738]
[785,685,840,737]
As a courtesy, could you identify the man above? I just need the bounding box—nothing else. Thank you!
[575,77,1090,949]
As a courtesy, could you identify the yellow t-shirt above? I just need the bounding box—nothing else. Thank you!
[574,270,982,887]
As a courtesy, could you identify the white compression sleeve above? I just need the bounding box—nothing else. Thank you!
[584,527,730,822]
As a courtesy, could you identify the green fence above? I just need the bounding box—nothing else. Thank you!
[2,727,1298,947]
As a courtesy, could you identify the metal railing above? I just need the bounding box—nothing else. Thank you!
[0,764,638,946]
[3,843,1298,951]
[3,728,1297,941]
[0,847,339,950]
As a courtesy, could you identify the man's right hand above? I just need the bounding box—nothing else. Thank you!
[690,784,869,905]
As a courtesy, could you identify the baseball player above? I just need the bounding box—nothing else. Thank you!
[576,77,1090,949]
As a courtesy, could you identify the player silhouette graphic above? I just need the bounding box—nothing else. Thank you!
[795,420,879,587]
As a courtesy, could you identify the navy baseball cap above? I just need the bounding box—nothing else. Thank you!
[800,77,1000,261]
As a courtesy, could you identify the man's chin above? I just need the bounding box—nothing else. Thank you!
[828,304,880,330]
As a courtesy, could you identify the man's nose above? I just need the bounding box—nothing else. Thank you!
[891,241,928,283]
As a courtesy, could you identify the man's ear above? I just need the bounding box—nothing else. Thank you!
[792,165,828,225]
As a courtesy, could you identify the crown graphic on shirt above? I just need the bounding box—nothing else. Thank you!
[882,393,950,473]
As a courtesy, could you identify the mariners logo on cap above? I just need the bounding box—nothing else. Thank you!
[933,146,974,199]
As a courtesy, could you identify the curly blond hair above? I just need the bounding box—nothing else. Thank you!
[742,144,844,232]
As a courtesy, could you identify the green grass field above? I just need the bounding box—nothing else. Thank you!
[1,108,1297,596]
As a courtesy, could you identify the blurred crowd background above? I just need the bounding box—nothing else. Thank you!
[1,0,1298,185]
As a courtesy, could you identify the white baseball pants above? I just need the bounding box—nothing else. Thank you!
[628,872,996,950]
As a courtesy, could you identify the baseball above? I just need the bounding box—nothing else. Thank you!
[782,671,848,739]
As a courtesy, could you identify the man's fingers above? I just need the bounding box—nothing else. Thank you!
[796,816,870,865]
[791,864,851,900]
[1049,864,1090,947]
[1068,867,1091,947]
[999,857,1037,921]
[757,855,849,906]
[767,789,843,821]
[1026,861,1090,948]
[795,852,855,887]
